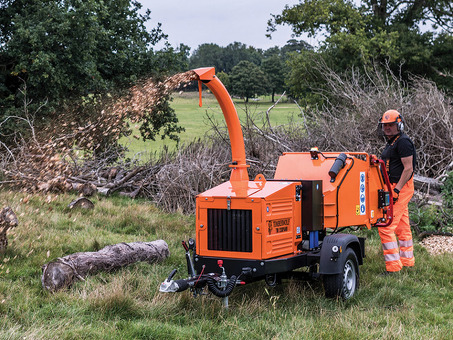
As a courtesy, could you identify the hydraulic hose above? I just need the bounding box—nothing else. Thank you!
[207,275,237,298]
[173,279,190,292]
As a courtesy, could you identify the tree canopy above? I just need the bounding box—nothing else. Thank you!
[268,0,452,38]
[0,0,189,146]
[261,56,287,102]
[189,42,262,73]
[229,60,269,102]
[267,0,453,96]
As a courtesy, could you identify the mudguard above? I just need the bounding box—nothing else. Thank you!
[318,234,364,275]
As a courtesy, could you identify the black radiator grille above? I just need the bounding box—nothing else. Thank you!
[208,209,252,252]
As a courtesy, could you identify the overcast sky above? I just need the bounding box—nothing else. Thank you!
[138,0,318,52]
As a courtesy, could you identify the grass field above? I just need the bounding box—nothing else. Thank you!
[0,189,452,339]
[119,91,300,161]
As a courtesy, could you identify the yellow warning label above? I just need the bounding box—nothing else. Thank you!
[356,205,360,215]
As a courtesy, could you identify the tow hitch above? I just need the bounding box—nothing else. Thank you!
[159,239,245,308]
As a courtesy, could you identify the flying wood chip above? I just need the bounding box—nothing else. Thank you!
[2,70,199,196]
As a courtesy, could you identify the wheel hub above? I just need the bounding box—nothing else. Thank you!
[342,259,356,299]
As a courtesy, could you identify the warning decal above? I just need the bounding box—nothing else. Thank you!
[359,172,366,215]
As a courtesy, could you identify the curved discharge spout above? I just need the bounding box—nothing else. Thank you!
[193,67,249,182]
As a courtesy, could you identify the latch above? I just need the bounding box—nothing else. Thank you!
[227,196,231,210]
[295,185,302,201]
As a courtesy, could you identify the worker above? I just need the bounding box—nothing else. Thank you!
[378,110,416,274]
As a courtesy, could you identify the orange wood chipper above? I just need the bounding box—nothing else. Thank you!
[160,67,393,304]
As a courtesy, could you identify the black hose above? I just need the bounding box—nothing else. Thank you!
[207,275,237,297]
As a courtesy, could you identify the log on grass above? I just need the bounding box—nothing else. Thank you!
[41,240,169,292]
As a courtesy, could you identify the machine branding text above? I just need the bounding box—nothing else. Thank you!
[268,218,290,233]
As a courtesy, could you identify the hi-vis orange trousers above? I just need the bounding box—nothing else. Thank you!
[378,178,415,272]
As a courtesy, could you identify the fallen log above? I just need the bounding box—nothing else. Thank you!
[414,175,443,195]
[41,239,169,292]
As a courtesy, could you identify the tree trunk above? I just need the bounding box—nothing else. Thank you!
[41,239,169,292]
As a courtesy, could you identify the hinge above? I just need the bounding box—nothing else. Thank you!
[227,196,231,210]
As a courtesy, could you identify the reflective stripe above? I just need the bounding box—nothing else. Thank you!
[400,250,413,258]
[384,253,400,262]
[382,241,398,250]
[399,239,413,247]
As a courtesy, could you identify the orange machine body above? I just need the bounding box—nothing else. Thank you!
[160,67,393,301]
[195,153,389,261]
[192,67,391,263]
[274,152,386,230]
[196,177,301,261]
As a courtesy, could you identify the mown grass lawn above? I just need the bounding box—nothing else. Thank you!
[119,91,301,161]
[0,189,452,339]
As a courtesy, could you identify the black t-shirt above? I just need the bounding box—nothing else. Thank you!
[381,133,416,183]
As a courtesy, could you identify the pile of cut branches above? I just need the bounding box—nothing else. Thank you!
[1,65,452,220]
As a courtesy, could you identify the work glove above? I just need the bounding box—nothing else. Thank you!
[392,188,400,203]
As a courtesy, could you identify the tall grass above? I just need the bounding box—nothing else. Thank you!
[119,91,299,160]
[0,189,452,339]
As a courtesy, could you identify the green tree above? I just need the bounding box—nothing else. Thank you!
[0,0,188,146]
[189,42,263,73]
[261,56,287,102]
[260,40,312,101]
[217,71,231,90]
[267,0,453,95]
[229,60,269,102]
[221,42,262,73]
[280,39,313,56]
[188,43,224,72]
[268,0,452,40]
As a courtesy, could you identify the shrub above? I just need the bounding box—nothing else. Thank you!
[442,171,453,208]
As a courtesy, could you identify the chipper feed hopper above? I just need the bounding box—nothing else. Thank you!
[160,67,393,304]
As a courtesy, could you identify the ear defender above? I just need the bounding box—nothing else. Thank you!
[397,114,404,131]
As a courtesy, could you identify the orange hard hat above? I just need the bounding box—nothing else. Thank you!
[380,110,402,124]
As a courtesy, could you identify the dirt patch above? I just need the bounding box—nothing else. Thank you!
[419,235,453,255]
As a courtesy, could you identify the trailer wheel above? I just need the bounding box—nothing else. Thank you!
[323,248,359,300]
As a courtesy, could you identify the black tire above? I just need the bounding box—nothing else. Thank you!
[323,248,359,300]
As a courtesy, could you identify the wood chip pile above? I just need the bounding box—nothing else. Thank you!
[419,235,453,255]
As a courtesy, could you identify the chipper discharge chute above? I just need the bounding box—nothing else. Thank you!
[159,67,393,305]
